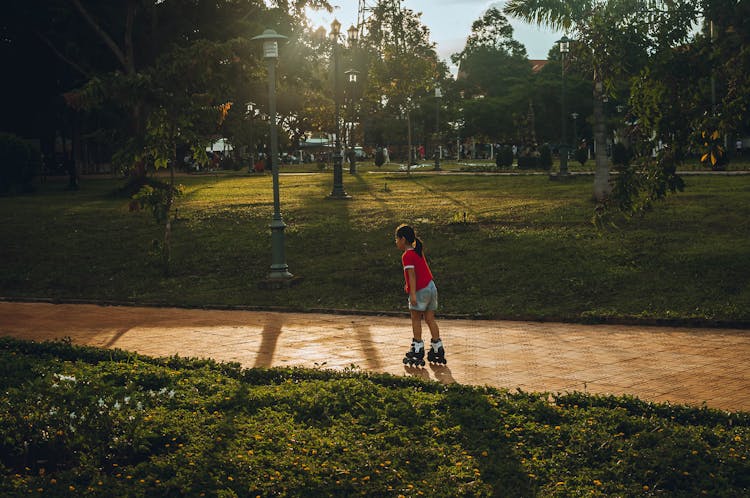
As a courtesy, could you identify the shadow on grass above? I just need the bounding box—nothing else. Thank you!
[444,386,532,496]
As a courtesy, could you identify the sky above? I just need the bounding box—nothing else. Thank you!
[306,0,563,72]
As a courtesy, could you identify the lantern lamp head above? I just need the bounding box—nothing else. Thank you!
[557,35,570,54]
[251,29,288,59]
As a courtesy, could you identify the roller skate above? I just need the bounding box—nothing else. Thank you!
[427,339,447,365]
[403,339,426,367]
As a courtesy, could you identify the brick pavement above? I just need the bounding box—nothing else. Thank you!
[1,301,749,412]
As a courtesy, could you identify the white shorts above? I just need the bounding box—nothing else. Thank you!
[409,280,438,312]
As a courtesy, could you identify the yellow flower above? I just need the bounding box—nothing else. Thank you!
[643,485,649,491]
[593,479,602,486]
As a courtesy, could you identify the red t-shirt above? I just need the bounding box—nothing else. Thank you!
[402,248,434,293]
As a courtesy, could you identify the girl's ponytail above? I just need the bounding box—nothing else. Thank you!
[396,224,425,257]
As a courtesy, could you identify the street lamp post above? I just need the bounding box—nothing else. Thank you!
[345,68,360,174]
[246,102,256,173]
[251,28,293,282]
[328,19,355,199]
[571,112,579,149]
[434,86,442,171]
[553,35,570,180]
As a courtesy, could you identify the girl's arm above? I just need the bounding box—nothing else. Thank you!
[406,268,418,305]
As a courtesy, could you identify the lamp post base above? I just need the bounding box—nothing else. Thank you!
[268,218,293,281]
[549,171,571,181]
[550,145,570,180]
[329,153,352,199]
[259,274,303,289]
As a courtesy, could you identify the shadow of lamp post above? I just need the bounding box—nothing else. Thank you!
[551,35,570,180]
[251,28,293,282]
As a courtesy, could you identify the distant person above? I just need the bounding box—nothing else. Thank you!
[737,139,743,158]
[395,224,445,367]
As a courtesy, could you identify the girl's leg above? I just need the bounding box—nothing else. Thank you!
[410,310,424,340]
[424,310,440,340]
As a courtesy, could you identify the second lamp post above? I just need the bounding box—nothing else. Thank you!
[553,35,571,179]
[251,28,293,281]
[328,19,358,199]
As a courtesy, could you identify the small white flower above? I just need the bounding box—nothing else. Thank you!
[98,398,106,407]
[123,396,130,404]
[136,401,143,411]
[70,412,76,419]
[168,390,175,398]
[113,401,121,410]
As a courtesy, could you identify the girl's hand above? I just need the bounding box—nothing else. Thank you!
[410,294,417,306]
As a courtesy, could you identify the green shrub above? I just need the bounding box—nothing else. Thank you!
[374,147,386,167]
[496,145,513,168]
[539,144,553,170]
[574,145,589,167]
[1,337,749,497]
[0,133,40,194]
[612,142,632,166]
[517,154,539,169]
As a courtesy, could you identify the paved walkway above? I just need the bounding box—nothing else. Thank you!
[2,301,749,413]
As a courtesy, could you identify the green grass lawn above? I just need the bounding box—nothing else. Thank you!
[1,171,749,323]
[1,337,748,497]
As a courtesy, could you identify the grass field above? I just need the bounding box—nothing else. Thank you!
[1,170,749,323]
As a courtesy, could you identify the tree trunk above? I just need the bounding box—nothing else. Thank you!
[406,109,412,176]
[592,79,611,201]
[162,163,175,276]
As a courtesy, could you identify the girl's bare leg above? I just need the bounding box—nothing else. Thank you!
[424,310,440,340]
[410,310,423,340]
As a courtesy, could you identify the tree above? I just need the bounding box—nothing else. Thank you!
[451,8,532,144]
[505,0,697,201]
[9,0,332,273]
[360,0,445,169]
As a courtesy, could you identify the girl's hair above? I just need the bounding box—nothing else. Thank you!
[396,224,424,257]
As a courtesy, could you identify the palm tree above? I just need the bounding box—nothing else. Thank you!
[505,0,615,200]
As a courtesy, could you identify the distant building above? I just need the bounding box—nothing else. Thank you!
[529,60,548,73]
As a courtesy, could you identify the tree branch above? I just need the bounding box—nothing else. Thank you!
[68,0,130,73]
[35,30,91,78]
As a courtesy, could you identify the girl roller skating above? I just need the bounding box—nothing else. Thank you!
[395,224,446,366]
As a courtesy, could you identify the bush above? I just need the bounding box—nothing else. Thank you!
[0,133,40,194]
[517,154,539,170]
[496,145,513,168]
[2,337,749,497]
[539,144,552,170]
[374,147,385,167]
[611,142,632,167]
[574,146,589,167]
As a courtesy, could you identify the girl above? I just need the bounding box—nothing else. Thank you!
[394,224,446,366]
